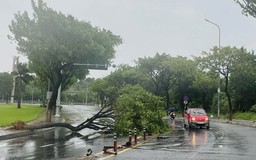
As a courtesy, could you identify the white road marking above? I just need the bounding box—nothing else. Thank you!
[40,144,54,148]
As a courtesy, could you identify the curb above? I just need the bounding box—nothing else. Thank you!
[0,117,65,141]
[0,127,56,141]
[210,118,256,128]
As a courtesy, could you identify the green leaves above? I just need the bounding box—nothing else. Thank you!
[235,0,256,18]
[115,84,167,135]
[0,72,13,101]
[9,0,122,82]
[8,0,122,112]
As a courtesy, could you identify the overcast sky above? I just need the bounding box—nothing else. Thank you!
[0,0,255,78]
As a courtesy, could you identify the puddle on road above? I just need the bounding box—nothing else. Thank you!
[136,118,211,151]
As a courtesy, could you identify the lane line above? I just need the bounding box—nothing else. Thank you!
[40,144,54,148]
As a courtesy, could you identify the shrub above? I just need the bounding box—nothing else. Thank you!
[233,112,256,121]
[250,104,256,113]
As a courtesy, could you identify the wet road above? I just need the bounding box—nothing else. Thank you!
[106,118,256,160]
[1,107,256,160]
[0,105,122,160]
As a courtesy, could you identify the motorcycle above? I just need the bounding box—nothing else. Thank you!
[170,111,176,119]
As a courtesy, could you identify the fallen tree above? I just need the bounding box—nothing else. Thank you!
[27,105,115,133]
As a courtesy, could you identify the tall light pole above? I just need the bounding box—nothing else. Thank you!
[205,19,221,119]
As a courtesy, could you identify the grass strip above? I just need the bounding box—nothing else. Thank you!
[0,104,45,127]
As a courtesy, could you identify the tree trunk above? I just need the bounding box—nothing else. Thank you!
[155,84,159,96]
[34,105,114,132]
[46,108,52,123]
[238,100,242,112]
[202,92,206,110]
[5,94,9,104]
[52,105,56,115]
[181,94,185,117]
[166,91,169,108]
[165,90,169,116]
[225,76,232,121]
[17,79,21,109]
[45,82,59,122]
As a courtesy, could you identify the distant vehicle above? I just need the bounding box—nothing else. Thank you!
[183,108,209,129]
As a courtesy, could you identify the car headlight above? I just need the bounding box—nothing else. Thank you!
[192,117,195,121]
[205,117,209,121]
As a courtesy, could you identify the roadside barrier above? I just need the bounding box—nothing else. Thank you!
[127,125,148,145]
[114,132,117,152]
[129,129,132,144]
[102,132,117,155]
[103,124,150,155]
[103,146,117,155]
[104,149,117,155]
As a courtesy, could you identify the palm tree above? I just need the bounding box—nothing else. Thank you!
[12,63,34,108]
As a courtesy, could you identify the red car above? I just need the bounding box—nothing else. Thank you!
[183,108,210,129]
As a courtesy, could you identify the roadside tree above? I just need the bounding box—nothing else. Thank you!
[196,46,248,121]
[8,0,122,122]
[171,56,197,114]
[235,0,256,18]
[136,53,163,96]
[229,49,256,111]
[115,84,168,135]
[0,72,13,103]
[191,70,217,112]
[136,53,181,110]
[12,63,33,108]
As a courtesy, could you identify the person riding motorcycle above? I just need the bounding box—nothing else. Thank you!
[168,108,176,119]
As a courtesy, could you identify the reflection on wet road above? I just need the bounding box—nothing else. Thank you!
[138,119,211,152]
[1,109,256,160]
[107,118,256,160]
[0,105,122,160]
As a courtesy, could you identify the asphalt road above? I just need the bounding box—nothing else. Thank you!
[104,118,256,160]
[0,105,125,160]
[1,106,256,160]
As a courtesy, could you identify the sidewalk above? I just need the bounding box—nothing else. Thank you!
[0,110,64,141]
[164,114,256,128]
[210,118,256,128]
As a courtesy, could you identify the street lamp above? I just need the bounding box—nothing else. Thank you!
[53,63,116,115]
[205,19,221,119]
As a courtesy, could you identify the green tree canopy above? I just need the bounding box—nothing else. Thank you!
[191,70,217,112]
[171,56,197,114]
[235,0,256,18]
[0,72,13,103]
[196,46,251,120]
[229,48,256,111]
[136,53,182,109]
[115,84,168,135]
[8,0,122,121]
